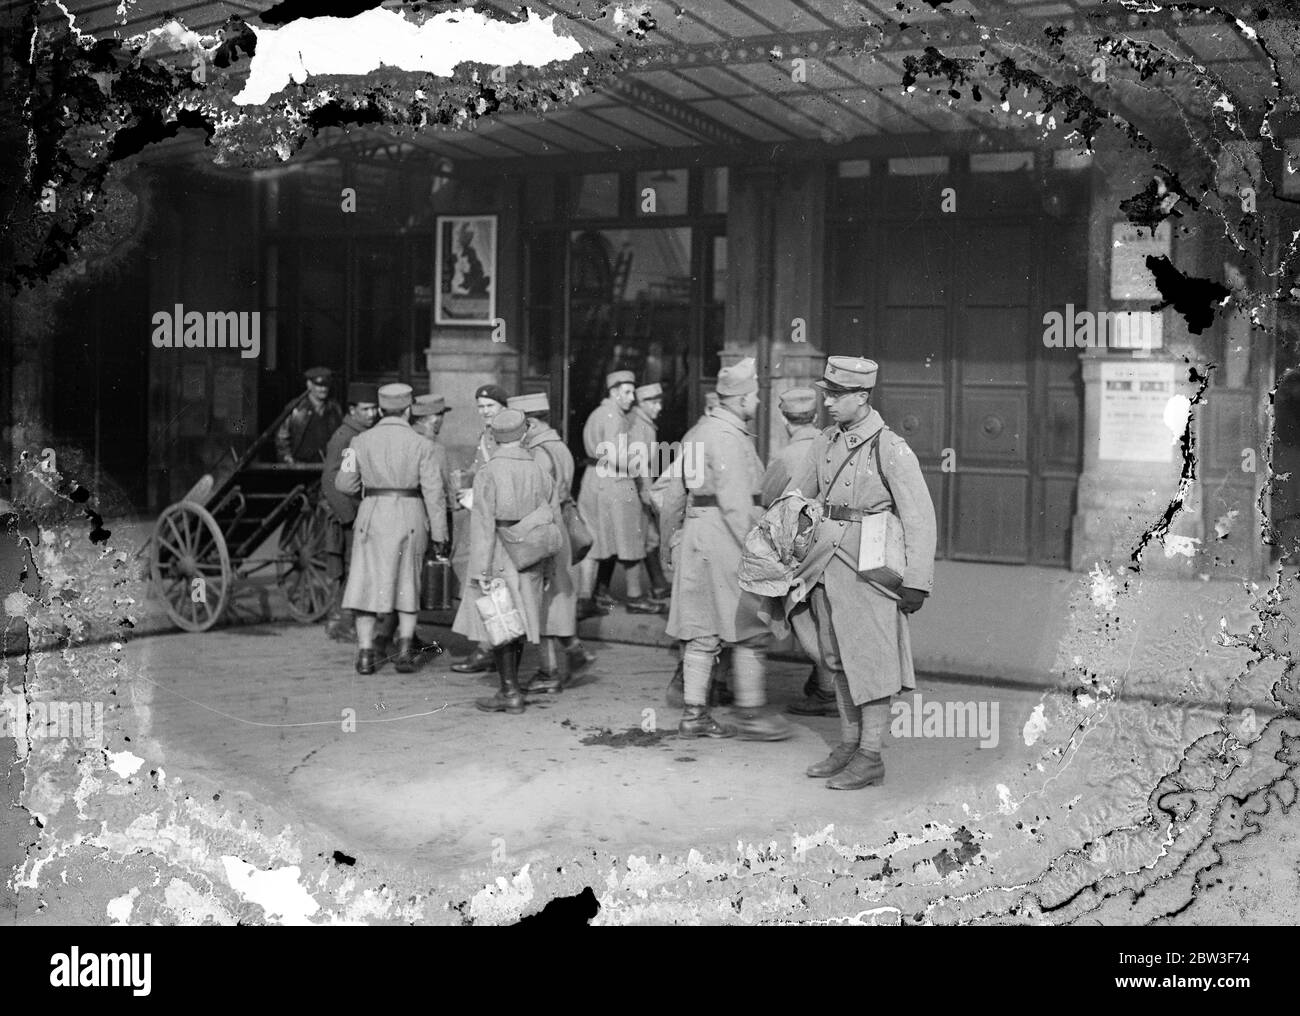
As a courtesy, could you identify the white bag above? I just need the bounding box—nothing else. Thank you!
[474,578,527,646]
[858,511,906,590]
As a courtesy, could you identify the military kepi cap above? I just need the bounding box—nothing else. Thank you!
[377,382,413,411]
[716,357,758,397]
[412,393,449,417]
[815,356,878,393]
[777,387,818,416]
[347,381,379,405]
[606,370,636,390]
[635,383,663,402]
[508,392,549,415]
[304,366,333,384]
[489,408,527,443]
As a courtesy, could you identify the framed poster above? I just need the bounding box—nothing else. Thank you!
[435,215,497,326]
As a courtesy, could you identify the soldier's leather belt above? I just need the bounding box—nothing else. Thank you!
[688,494,762,508]
[824,504,869,522]
[364,487,421,498]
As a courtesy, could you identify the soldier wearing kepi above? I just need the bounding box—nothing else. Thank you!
[661,358,791,740]
[277,366,343,464]
[450,383,512,675]
[410,393,456,540]
[760,386,836,717]
[320,381,379,642]
[453,409,554,715]
[785,356,937,790]
[578,370,654,613]
[509,392,589,692]
[628,382,670,605]
[334,383,448,675]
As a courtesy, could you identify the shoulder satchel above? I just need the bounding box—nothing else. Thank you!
[498,500,563,572]
[538,440,592,564]
[857,430,907,589]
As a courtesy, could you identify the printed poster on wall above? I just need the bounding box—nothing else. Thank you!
[1098,360,1177,462]
[435,215,497,326]
[1110,220,1171,300]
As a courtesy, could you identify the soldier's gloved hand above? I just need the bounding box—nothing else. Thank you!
[898,587,927,614]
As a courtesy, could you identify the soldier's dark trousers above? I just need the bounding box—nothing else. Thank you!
[644,553,668,594]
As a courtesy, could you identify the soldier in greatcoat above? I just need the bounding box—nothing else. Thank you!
[508,392,591,693]
[320,382,378,642]
[334,383,448,676]
[784,356,937,790]
[660,359,791,741]
[759,387,837,718]
[410,393,456,544]
[452,409,554,715]
[628,382,670,607]
[450,383,511,675]
[577,370,655,613]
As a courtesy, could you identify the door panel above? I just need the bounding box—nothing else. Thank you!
[953,473,1030,562]
[832,211,1084,566]
[876,386,946,458]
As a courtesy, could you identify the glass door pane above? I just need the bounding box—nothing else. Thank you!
[567,227,694,453]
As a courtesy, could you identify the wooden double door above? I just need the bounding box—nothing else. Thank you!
[828,217,1085,566]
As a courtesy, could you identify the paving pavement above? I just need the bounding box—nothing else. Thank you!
[126,621,1052,881]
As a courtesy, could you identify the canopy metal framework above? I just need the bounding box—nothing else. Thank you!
[33,0,1287,173]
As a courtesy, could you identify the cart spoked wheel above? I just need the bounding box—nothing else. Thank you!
[277,494,338,623]
[150,501,231,633]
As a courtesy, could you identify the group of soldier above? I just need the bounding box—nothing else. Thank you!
[284,351,937,791]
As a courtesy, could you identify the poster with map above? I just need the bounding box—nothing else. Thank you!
[435,214,496,325]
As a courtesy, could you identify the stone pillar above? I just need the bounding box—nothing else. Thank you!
[424,335,520,474]
[1070,144,1204,574]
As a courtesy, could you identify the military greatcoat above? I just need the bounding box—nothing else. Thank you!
[452,444,554,645]
[627,405,660,553]
[758,423,819,509]
[577,398,645,560]
[662,406,769,644]
[336,416,447,615]
[526,421,578,638]
[783,407,937,703]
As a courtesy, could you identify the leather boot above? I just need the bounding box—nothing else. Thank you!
[625,596,667,614]
[476,645,525,714]
[728,707,793,741]
[805,742,858,778]
[787,689,839,716]
[394,637,417,674]
[802,666,818,700]
[826,749,885,790]
[355,648,376,676]
[324,589,355,641]
[373,613,397,661]
[576,598,610,621]
[592,586,616,609]
[566,640,596,670]
[678,704,733,738]
[530,641,570,694]
[644,555,670,601]
[452,645,495,674]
